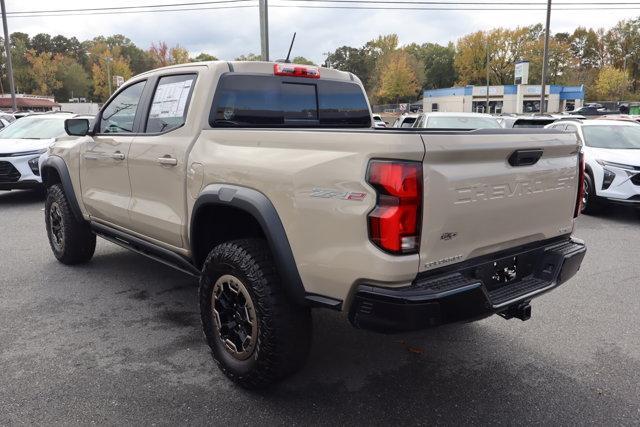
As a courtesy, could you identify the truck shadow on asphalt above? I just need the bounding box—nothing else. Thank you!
[60,245,639,424]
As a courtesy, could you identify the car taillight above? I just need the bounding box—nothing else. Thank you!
[367,160,422,254]
[574,151,585,218]
[273,63,320,79]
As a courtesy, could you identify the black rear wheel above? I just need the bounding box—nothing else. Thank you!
[199,238,311,389]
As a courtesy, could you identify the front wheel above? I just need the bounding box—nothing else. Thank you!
[581,173,602,215]
[199,239,312,389]
[45,184,96,264]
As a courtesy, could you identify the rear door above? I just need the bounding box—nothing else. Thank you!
[418,129,580,272]
[81,80,147,227]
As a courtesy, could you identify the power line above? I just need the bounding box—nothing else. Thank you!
[6,0,254,15]
[279,0,640,4]
[8,5,257,19]
[6,0,640,18]
[271,4,640,9]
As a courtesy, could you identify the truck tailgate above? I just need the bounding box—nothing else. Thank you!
[419,129,580,273]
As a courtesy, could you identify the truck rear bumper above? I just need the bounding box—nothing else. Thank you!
[348,237,586,333]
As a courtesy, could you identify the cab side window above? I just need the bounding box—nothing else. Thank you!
[99,81,146,134]
[145,74,196,133]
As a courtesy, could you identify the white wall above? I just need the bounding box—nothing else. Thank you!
[58,103,101,115]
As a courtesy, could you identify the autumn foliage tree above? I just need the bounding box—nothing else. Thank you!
[594,66,629,100]
[25,50,63,95]
[376,50,424,103]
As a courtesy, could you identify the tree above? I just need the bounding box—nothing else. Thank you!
[25,50,63,95]
[235,53,262,61]
[89,44,133,101]
[454,31,487,85]
[31,33,53,54]
[594,66,629,100]
[405,42,457,89]
[325,46,374,89]
[192,52,218,62]
[169,46,190,64]
[376,50,423,103]
[291,56,314,65]
[603,18,640,91]
[55,58,91,101]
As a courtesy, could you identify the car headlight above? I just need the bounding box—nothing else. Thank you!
[595,159,639,172]
[28,157,41,176]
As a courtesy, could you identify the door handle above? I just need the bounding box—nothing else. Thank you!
[111,151,125,161]
[157,156,178,166]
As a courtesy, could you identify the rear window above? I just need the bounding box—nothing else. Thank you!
[513,119,556,128]
[400,117,416,128]
[210,74,371,128]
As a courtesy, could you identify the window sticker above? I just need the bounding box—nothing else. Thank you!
[149,79,193,119]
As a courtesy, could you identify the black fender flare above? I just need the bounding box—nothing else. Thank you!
[191,184,308,306]
[41,155,84,221]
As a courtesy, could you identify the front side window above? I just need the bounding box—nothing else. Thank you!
[146,74,196,133]
[99,80,146,134]
[210,74,370,128]
[582,125,640,149]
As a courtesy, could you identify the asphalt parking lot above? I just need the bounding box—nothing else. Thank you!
[1,189,639,425]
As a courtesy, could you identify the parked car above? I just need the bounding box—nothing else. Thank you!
[392,113,420,128]
[596,114,640,124]
[0,117,12,131]
[372,114,386,128]
[499,115,558,128]
[413,112,501,129]
[0,113,83,191]
[0,112,16,123]
[546,119,640,214]
[42,61,585,388]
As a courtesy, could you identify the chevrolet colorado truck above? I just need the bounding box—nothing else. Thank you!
[41,61,586,388]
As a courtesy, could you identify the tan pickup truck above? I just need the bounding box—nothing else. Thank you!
[41,61,586,388]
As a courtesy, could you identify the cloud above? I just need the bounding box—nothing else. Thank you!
[5,0,637,64]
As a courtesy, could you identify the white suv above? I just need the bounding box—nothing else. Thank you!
[546,119,640,213]
[0,113,90,191]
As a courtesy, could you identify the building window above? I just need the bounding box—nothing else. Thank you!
[472,100,503,114]
[431,103,439,112]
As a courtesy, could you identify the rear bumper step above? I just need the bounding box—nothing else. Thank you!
[349,237,586,333]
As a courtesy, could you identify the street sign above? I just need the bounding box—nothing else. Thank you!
[113,75,125,88]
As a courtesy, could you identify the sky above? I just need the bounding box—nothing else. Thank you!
[4,0,638,64]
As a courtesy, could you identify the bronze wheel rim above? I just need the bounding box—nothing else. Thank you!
[211,274,258,360]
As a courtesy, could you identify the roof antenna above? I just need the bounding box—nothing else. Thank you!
[285,32,296,63]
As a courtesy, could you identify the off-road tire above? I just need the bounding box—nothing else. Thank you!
[45,184,96,264]
[582,173,602,215]
[199,238,312,389]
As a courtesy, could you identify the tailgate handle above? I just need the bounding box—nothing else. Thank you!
[508,149,543,167]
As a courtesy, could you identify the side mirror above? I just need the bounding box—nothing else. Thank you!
[64,118,90,136]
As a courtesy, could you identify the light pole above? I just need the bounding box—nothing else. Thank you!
[539,0,552,114]
[106,56,112,96]
[259,0,269,61]
[0,0,17,112]
[486,42,490,114]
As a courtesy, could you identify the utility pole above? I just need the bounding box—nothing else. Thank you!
[539,0,552,114]
[106,57,112,96]
[259,0,269,61]
[1,0,17,112]
[486,42,490,114]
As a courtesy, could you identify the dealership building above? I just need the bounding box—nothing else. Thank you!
[422,84,585,114]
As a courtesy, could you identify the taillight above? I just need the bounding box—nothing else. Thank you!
[574,151,585,218]
[273,63,320,79]
[367,160,422,254]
